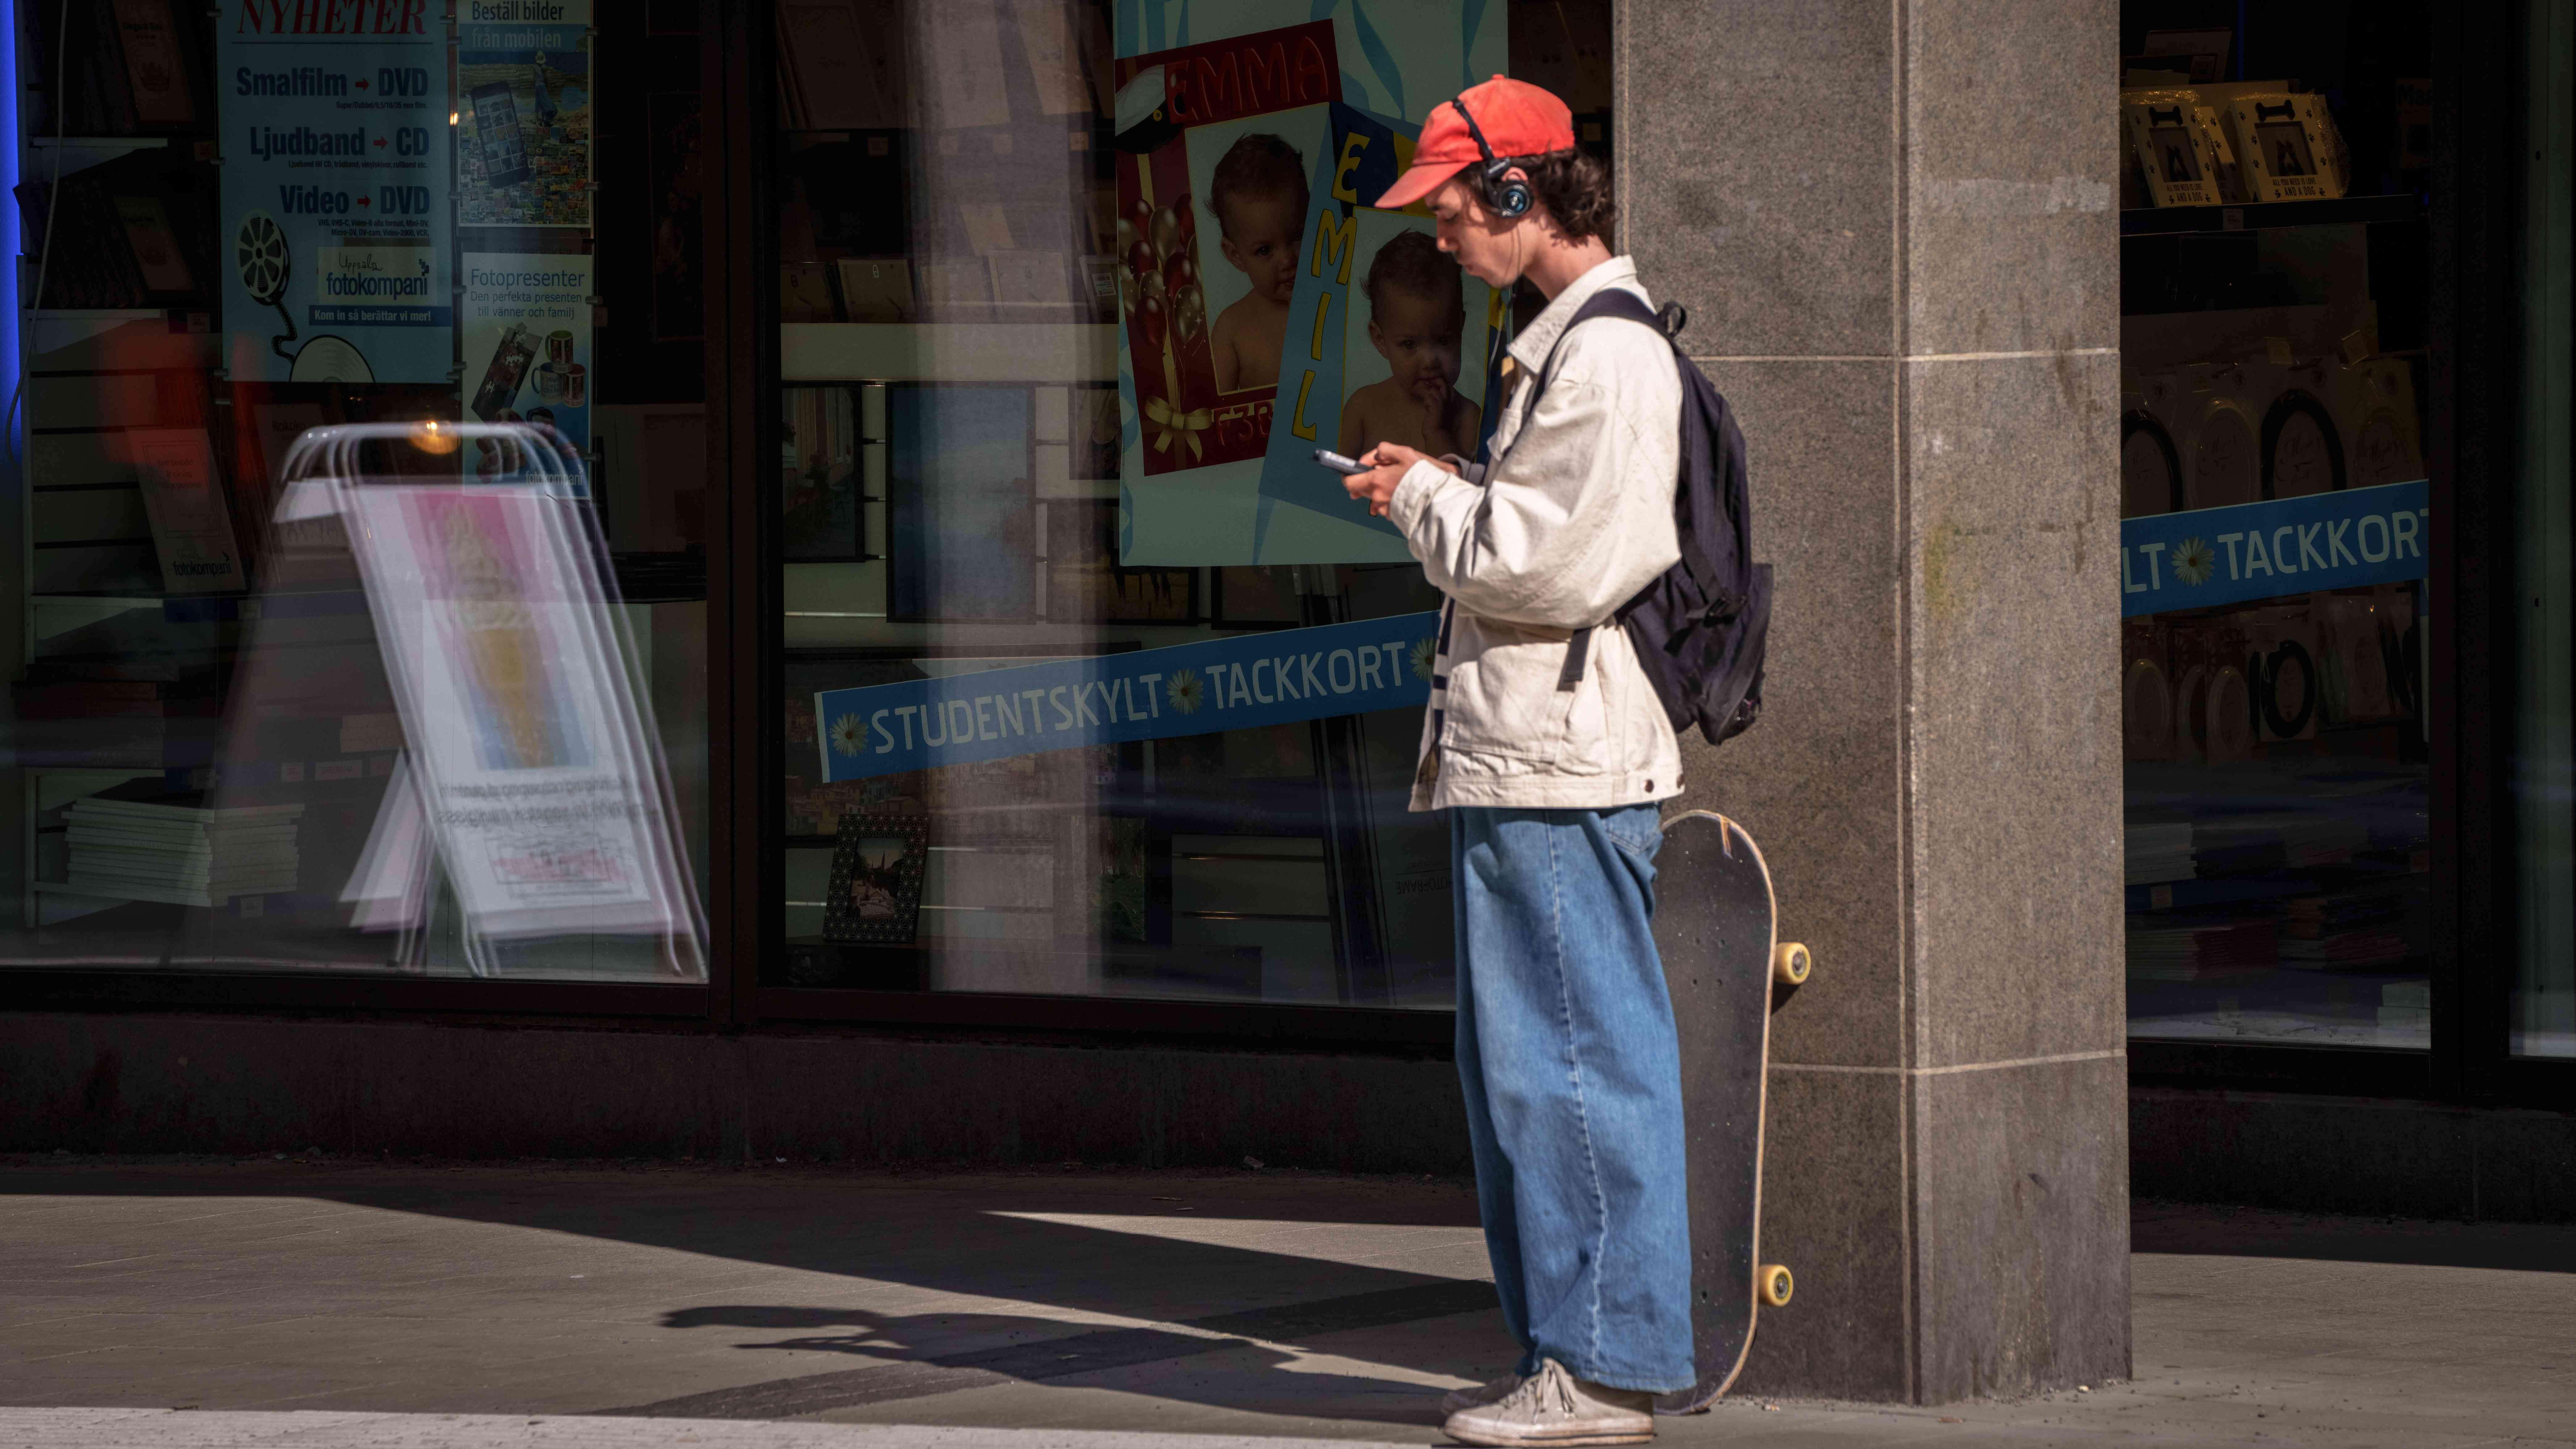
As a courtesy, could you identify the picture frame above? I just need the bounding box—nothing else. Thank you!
[1047,500,1196,622]
[2228,93,2346,203]
[1211,566,1303,629]
[782,385,868,562]
[2123,95,2225,208]
[885,384,1037,622]
[824,809,929,944]
[1071,382,1122,482]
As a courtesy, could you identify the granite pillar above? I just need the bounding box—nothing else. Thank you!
[1620,0,2129,1402]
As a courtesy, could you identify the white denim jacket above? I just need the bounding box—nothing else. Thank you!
[1388,256,1684,812]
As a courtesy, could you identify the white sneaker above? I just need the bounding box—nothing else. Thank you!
[1440,1372,1523,1415]
[1441,1358,1655,1446]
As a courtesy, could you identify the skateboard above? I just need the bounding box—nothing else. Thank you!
[1651,810,1809,1414]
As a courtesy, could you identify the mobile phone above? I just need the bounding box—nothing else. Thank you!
[1314,449,1368,475]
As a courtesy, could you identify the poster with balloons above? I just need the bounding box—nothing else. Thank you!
[1110,0,1505,566]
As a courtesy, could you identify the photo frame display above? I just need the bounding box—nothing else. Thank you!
[824,810,928,944]
[2228,93,2346,203]
[2123,93,2226,208]
[886,385,1035,621]
[782,385,867,562]
[1047,500,1195,622]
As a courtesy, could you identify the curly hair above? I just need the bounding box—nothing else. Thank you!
[1206,132,1309,238]
[1362,228,1464,322]
[1511,147,1616,245]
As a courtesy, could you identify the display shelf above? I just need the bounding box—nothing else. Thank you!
[2121,194,2425,236]
[783,323,1118,383]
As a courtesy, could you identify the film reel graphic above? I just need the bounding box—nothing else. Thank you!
[236,210,375,384]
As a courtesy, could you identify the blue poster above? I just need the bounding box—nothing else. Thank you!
[815,612,1440,783]
[2119,479,2430,617]
[1249,102,1503,557]
[458,1,592,228]
[1112,0,1507,567]
[219,6,453,384]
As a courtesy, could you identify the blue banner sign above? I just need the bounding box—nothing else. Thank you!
[814,613,1440,782]
[2119,479,2429,617]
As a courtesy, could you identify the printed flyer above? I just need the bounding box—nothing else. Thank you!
[1109,21,1340,483]
[340,482,702,951]
[1111,0,1505,567]
[461,252,594,471]
[218,3,452,384]
[458,0,593,228]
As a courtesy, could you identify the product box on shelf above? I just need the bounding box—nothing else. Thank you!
[2224,92,2349,202]
[2124,91,2230,208]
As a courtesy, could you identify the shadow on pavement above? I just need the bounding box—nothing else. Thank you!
[0,1159,1501,1424]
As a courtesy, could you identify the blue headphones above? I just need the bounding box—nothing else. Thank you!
[1450,97,1534,218]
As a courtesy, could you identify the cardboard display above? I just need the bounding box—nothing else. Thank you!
[2226,92,2347,202]
[2124,91,2228,207]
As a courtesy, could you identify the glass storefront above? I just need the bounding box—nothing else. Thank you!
[0,3,709,980]
[2117,8,2440,1049]
[0,0,2562,1097]
[2516,0,2575,1059]
[764,1,1611,1006]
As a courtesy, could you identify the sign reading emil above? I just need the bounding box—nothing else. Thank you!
[218,1,452,384]
[1111,0,1506,566]
[1255,101,1499,554]
[462,253,593,462]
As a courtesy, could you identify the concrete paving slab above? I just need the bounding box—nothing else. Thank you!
[3,1160,2574,1446]
[0,1409,1423,1448]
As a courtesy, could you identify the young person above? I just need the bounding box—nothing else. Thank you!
[1203,131,1307,393]
[1342,76,1691,1448]
[1337,228,1481,460]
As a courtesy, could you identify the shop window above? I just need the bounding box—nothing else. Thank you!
[767,0,1613,1005]
[2117,9,2437,1048]
[2515,4,2574,1059]
[0,5,711,980]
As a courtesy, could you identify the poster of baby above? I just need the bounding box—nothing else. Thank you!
[1109,1,1505,566]
[1255,101,1501,550]
[1109,20,1340,480]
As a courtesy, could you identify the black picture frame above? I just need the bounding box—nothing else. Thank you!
[1211,566,1303,629]
[1047,499,1196,622]
[885,384,1037,622]
[781,384,870,562]
[824,810,929,944]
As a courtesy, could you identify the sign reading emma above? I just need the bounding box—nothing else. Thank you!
[2119,478,2429,617]
[814,612,1440,782]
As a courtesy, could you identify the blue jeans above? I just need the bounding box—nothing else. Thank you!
[1451,804,1695,1394]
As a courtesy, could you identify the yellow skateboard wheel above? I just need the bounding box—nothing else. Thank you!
[1760,1264,1794,1308]
[1772,942,1811,986]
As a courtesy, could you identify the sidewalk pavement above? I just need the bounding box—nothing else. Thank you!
[3,1157,2573,1447]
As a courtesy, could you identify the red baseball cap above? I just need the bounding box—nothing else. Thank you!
[1374,76,1577,211]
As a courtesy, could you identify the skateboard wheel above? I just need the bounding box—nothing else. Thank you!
[1772,942,1811,986]
[1759,1264,1794,1308]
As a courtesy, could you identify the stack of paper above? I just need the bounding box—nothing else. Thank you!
[2193,811,2369,875]
[64,792,303,907]
[2278,874,2423,968]
[2125,823,2195,886]
[2125,918,2277,981]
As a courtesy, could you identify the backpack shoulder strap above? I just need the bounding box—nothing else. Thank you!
[1525,286,1675,694]
[1527,287,1670,401]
